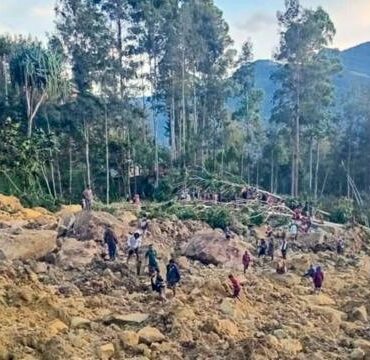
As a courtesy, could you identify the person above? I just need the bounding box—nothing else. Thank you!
[224,226,232,240]
[303,264,316,279]
[276,260,287,274]
[267,238,275,261]
[336,238,345,255]
[266,225,273,238]
[127,232,142,271]
[228,274,241,299]
[134,193,141,207]
[258,239,267,258]
[313,266,324,293]
[145,244,159,276]
[139,216,150,237]
[151,270,166,301]
[281,238,288,260]
[289,222,299,241]
[166,259,181,297]
[292,207,302,221]
[82,185,93,211]
[103,225,118,261]
[242,250,251,273]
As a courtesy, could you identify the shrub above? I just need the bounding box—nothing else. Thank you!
[329,198,354,224]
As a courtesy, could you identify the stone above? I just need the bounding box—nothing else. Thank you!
[48,319,69,337]
[350,348,366,360]
[181,230,246,268]
[280,338,303,355]
[31,262,48,274]
[220,298,235,317]
[310,305,347,331]
[70,317,91,329]
[352,306,368,322]
[103,313,149,327]
[99,343,115,360]
[273,329,287,339]
[216,319,239,337]
[0,229,57,261]
[138,327,166,345]
[120,330,139,348]
[354,339,370,356]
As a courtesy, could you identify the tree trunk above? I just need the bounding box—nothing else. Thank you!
[309,137,313,196]
[314,140,320,201]
[270,151,274,193]
[83,118,91,187]
[181,48,186,167]
[56,155,63,199]
[69,139,73,203]
[105,101,110,205]
[170,80,176,164]
[45,115,57,198]
[1,55,8,106]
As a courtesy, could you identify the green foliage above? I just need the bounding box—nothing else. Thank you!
[19,194,61,212]
[249,211,265,226]
[329,198,354,224]
[199,207,232,230]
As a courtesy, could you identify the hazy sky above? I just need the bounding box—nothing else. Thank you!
[1,0,369,59]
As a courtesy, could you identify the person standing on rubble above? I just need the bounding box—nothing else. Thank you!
[103,225,118,261]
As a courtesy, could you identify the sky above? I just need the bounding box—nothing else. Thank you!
[0,0,369,60]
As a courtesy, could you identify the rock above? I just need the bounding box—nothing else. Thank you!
[0,229,57,261]
[220,298,235,317]
[273,329,287,339]
[215,319,239,337]
[120,330,139,348]
[31,261,48,274]
[352,306,368,322]
[310,306,347,331]
[350,348,366,360]
[70,317,91,329]
[177,256,191,270]
[67,211,125,241]
[181,230,246,268]
[280,338,303,355]
[354,339,370,356]
[103,313,149,327]
[57,238,100,268]
[138,327,166,345]
[99,343,115,360]
[48,319,69,337]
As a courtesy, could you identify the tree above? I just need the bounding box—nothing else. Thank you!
[272,0,337,197]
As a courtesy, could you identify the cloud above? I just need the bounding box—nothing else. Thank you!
[31,4,54,18]
[236,12,275,33]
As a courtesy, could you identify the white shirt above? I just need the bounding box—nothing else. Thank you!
[290,223,298,235]
[127,235,142,249]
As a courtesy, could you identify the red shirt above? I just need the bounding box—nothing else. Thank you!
[242,253,251,266]
[230,277,241,291]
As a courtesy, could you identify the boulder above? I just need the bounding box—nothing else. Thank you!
[66,211,125,241]
[99,343,115,360]
[0,229,57,260]
[138,327,166,345]
[70,317,91,329]
[352,306,368,322]
[350,348,366,360]
[354,339,370,356]
[56,238,100,268]
[181,230,246,267]
[47,319,69,337]
[120,330,139,348]
[279,338,303,355]
[103,313,149,327]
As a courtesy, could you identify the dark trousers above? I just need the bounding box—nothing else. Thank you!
[108,243,117,260]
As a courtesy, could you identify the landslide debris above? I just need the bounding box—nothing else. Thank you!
[0,195,369,359]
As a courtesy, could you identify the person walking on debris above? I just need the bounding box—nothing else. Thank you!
[303,264,316,279]
[228,274,241,299]
[103,225,118,261]
[139,216,150,238]
[127,232,142,274]
[281,238,288,260]
[166,259,181,297]
[145,244,159,276]
[151,270,166,301]
[289,222,299,241]
[336,237,345,255]
[276,260,287,274]
[313,266,324,293]
[224,226,232,240]
[267,238,275,261]
[82,185,93,211]
[242,250,251,273]
[258,239,267,258]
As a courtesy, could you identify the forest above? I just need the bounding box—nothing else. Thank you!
[0,0,369,219]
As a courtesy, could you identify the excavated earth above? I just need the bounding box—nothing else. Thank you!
[0,195,370,360]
